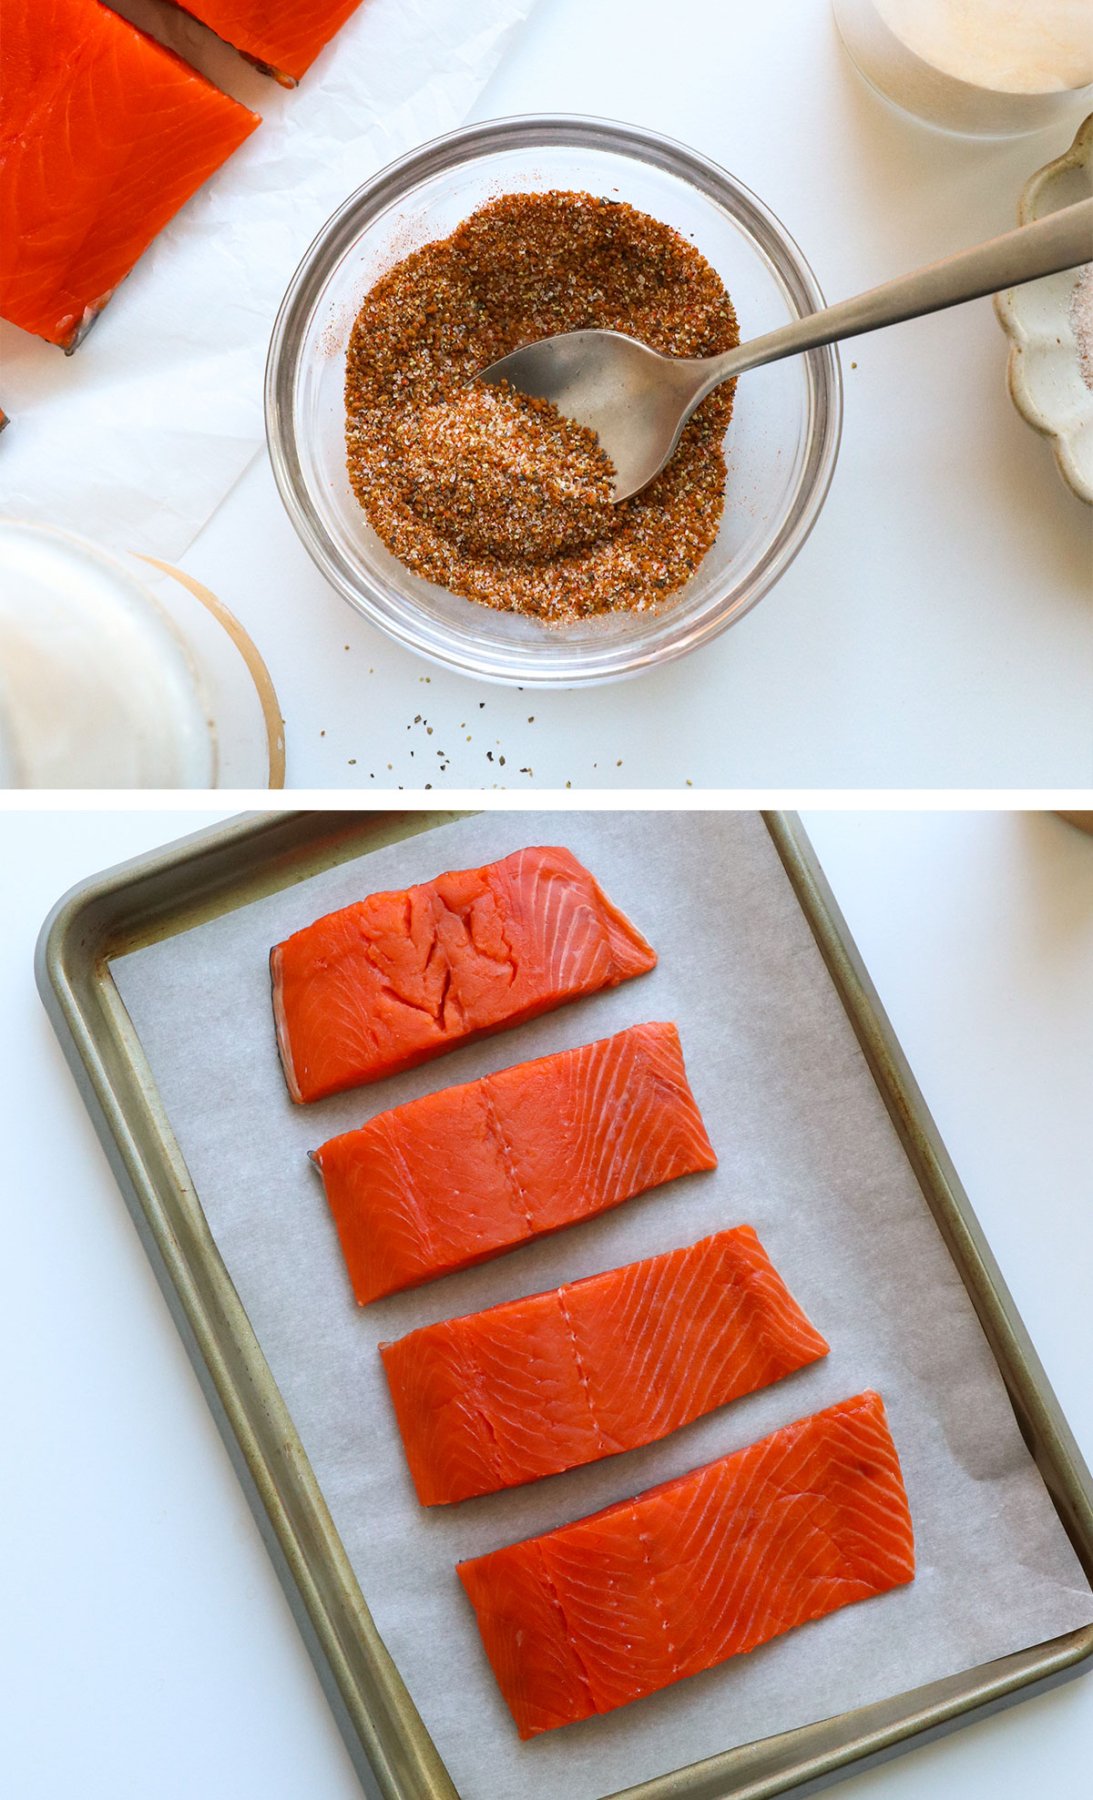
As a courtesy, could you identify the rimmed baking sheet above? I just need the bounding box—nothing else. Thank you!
[38,810,1093,1800]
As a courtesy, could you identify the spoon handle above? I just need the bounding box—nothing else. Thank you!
[697,196,1093,397]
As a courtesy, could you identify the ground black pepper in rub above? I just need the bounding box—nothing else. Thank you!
[344,191,739,624]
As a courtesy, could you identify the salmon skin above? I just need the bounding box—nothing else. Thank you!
[458,1390,915,1738]
[313,1021,713,1305]
[0,0,259,350]
[380,1227,829,1505]
[273,846,656,1105]
[169,2,365,86]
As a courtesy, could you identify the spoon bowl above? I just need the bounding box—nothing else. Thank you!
[481,197,1093,502]
[479,330,716,502]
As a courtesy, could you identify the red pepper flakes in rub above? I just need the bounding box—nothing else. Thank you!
[344,191,739,624]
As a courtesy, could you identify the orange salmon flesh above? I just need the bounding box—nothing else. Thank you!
[380,1226,829,1504]
[313,1021,714,1304]
[168,1,365,86]
[0,0,258,348]
[458,1390,915,1737]
[272,846,656,1104]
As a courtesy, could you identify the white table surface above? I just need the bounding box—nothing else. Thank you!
[177,0,1093,792]
[2,805,1090,1798]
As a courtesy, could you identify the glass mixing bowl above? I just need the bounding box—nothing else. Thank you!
[266,115,842,686]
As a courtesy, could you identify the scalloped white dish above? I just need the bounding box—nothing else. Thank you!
[995,113,1093,505]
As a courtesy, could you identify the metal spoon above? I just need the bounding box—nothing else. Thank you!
[478,197,1093,502]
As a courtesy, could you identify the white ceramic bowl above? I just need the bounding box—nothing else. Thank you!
[833,0,1093,137]
[994,113,1093,505]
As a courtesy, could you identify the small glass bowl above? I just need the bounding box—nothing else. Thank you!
[265,115,842,687]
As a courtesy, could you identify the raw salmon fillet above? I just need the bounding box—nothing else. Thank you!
[0,0,259,349]
[459,1390,915,1738]
[170,2,365,86]
[380,1227,829,1504]
[273,846,656,1105]
[313,1022,714,1304]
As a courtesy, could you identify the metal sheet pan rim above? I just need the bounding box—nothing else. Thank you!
[35,809,1093,1800]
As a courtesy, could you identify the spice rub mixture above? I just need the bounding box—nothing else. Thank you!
[345,192,739,623]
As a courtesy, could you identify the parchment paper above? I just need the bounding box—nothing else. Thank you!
[0,0,537,559]
[111,812,1093,1800]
